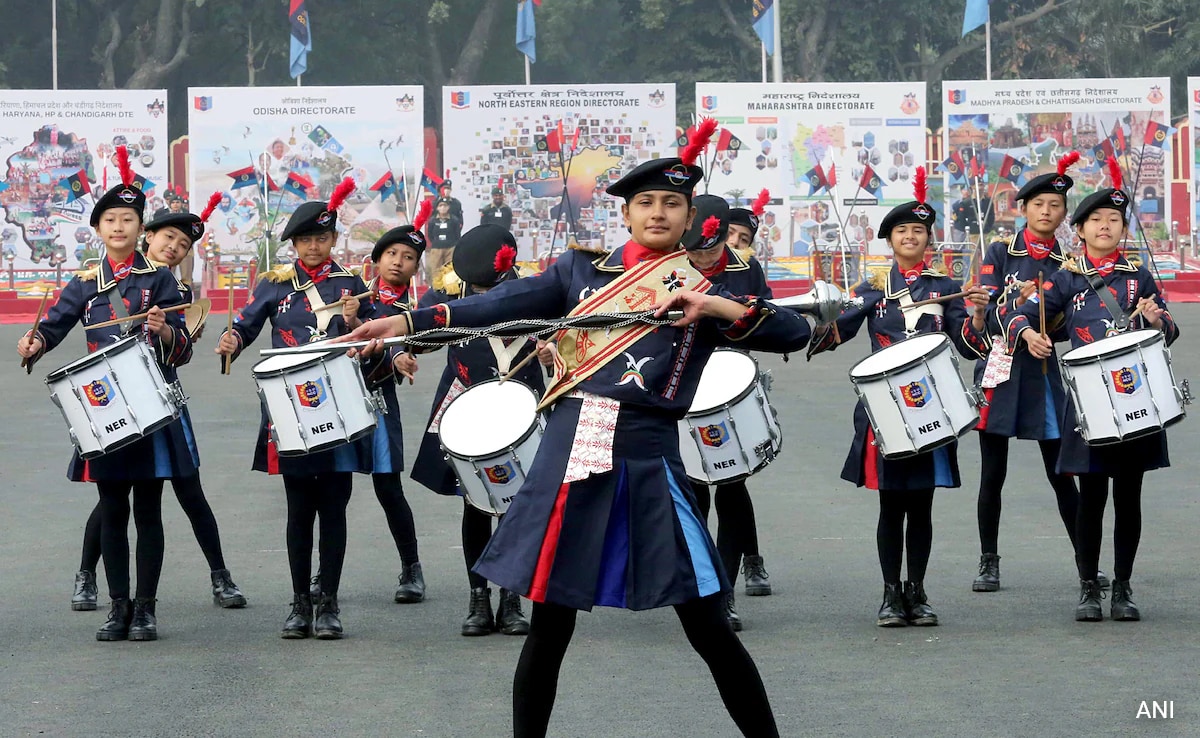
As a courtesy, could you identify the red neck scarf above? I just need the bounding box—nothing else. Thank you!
[697,248,729,278]
[1024,229,1055,260]
[107,251,136,281]
[1085,251,1119,277]
[621,240,675,271]
[376,279,409,307]
[298,258,334,284]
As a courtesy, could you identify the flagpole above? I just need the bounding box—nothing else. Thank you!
[524,55,531,85]
[760,43,768,84]
[771,1,783,82]
[984,20,992,81]
[51,0,58,90]
[297,74,302,87]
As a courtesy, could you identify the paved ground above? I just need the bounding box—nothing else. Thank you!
[1,310,1198,738]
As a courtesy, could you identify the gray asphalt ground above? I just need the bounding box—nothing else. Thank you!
[1,309,1198,738]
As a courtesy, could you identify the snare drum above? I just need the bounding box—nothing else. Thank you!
[849,333,981,459]
[46,336,183,459]
[439,379,543,516]
[679,350,782,484]
[252,349,378,456]
[1060,329,1187,445]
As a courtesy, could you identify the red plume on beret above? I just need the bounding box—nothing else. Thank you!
[1106,155,1123,190]
[327,177,356,213]
[913,165,928,205]
[1056,151,1081,176]
[115,145,134,187]
[412,197,433,231]
[494,244,517,274]
[751,189,770,217]
[681,117,718,168]
[701,215,721,240]
[199,192,222,223]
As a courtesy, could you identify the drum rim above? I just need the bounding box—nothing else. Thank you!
[687,348,760,415]
[848,333,951,381]
[45,335,142,382]
[439,377,541,458]
[1060,328,1164,366]
[251,350,334,376]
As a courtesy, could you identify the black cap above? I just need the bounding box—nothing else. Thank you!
[1015,172,1073,203]
[145,208,204,242]
[491,186,504,196]
[682,195,730,251]
[372,225,427,263]
[439,179,453,190]
[727,208,759,235]
[280,200,337,241]
[435,197,454,209]
[90,184,146,227]
[879,201,936,240]
[606,157,703,201]
[1070,188,1130,227]
[453,224,518,287]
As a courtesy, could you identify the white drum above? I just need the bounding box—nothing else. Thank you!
[679,350,782,484]
[439,379,543,516]
[1060,329,1188,445]
[849,333,980,459]
[252,348,377,456]
[46,335,183,459]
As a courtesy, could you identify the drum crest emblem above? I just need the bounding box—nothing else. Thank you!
[484,461,516,485]
[83,376,115,407]
[1110,366,1142,395]
[295,378,327,408]
[699,421,730,447]
[900,378,931,408]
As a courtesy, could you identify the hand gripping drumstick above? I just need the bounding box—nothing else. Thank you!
[1038,271,1047,375]
[223,280,234,375]
[899,289,971,311]
[85,302,190,330]
[497,338,539,385]
[314,290,375,313]
[19,289,53,374]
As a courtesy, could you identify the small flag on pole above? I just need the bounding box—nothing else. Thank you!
[962,0,989,36]
[752,1,775,55]
[1143,120,1176,149]
[370,172,400,203]
[859,165,883,197]
[804,164,829,195]
[289,0,312,79]
[419,168,443,198]
[284,172,315,200]
[999,154,1026,184]
[59,170,90,202]
[227,166,258,190]
[516,0,539,64]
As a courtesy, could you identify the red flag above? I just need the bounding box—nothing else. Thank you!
[969,153,986,180]
[826,162,837,188]
[570,124,580,152]
[859,164,882,195]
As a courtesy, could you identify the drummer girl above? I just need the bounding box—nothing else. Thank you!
[17,148,195,642]
[215,180,378,640]
[807,169,990,627]
[69,197,248,614]
[1007,160,1178,622]
[410,224,546,638]
[340,138,810,736]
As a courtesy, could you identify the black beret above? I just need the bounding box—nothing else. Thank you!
[280,200,337,241]
[879,200,936,240]
[682,195,730,251]
[727,208,759,234]
[1015,172,1074,203]
[145,209,204,242]
[453,224,518,287]
[606,157,703,201]
[1070,188,1130,227]
[372,225,427,263]
[90,184,146,227]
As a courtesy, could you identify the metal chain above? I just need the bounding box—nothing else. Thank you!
[399,310,677,348]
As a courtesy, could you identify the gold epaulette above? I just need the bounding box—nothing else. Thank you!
[349,264,363,276]
[262,264,296,283]
[434,263,462,296]
[569,241,609,255]
[925,265,947,278]
[75,266,99,281]
[868,268,889,291]
[1063,256,1084,275]
[734,247,754,263]
[146,257,168,269]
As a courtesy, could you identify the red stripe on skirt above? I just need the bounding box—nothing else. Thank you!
[529,483,570,603]
[83,460,94,483]
[267,431,280,475]
[976,387,994,431]
[864,427,880,491]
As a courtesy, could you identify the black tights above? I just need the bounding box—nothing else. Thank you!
[1076,472,1144,582]
[691,481,761,583]
[81,474,227,574]
[463,502,495,589]
[283,473,352,595]
[513,596,778,738]
[877,488,934,584]
[95,480,165,600]
[976,433,1078,554]
[372,473,419,566]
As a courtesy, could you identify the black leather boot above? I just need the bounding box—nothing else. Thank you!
[309,574,322,599]
[972,553,1000,592]
[281,593,313,639]
[71,570,98,611]
[314,594,343,640]
[1097,569,1111,590]
[129,598,158,641]
[96,598,133,641]
[726,592,743,632]
[496,589,530,635]
[461,587,494,636]
[876,583,906,627]
[904,581,939,626]
[211,569,247,608]
[1110,580,1141,621]
[394,562,426,604]
[742,555,772,596]
[1075,579,1104,622]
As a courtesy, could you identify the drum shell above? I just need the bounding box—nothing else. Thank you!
[849,334,979,459]
[45,336,180,459]
[252,352,377,456]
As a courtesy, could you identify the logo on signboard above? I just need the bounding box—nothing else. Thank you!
[83,376,116,407]
[449,91,470,109]
[295,378,327,408]
[193,96,212,112]
[395,94,415,112]
[700,95,718,113]
[1147,86,1164,105]
[146,99,164,117]
[699,422,730,448]
[1111,365,1142,395]
[900,93,920,115]
[900,378,931,408]
[483,461,516,485]
[946,89,966,105]
[648,89,666,108]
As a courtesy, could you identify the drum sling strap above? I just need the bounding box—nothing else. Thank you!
[1085,272,1131,331]
[100,281,133,336]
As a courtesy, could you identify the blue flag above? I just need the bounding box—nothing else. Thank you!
[962,0,989,36]
[752,0,774,55]
[289,0,312,78]
[516,0,537,63]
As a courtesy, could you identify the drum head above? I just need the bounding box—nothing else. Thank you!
[850,333,947,378]
[47,335,139,379]
[690,350,758,413]
[184,298,211,335]
[1062,329,1160,363]
[441,380,537,457]
[252,351,327,375]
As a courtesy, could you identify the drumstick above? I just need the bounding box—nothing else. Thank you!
[223,280,234,375]
[19,289,53,373]
[899,289,971,311]
[1038,270,1047,375]
[86,303,189,330]
[314,290,375,313]
[498,339,539,384]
